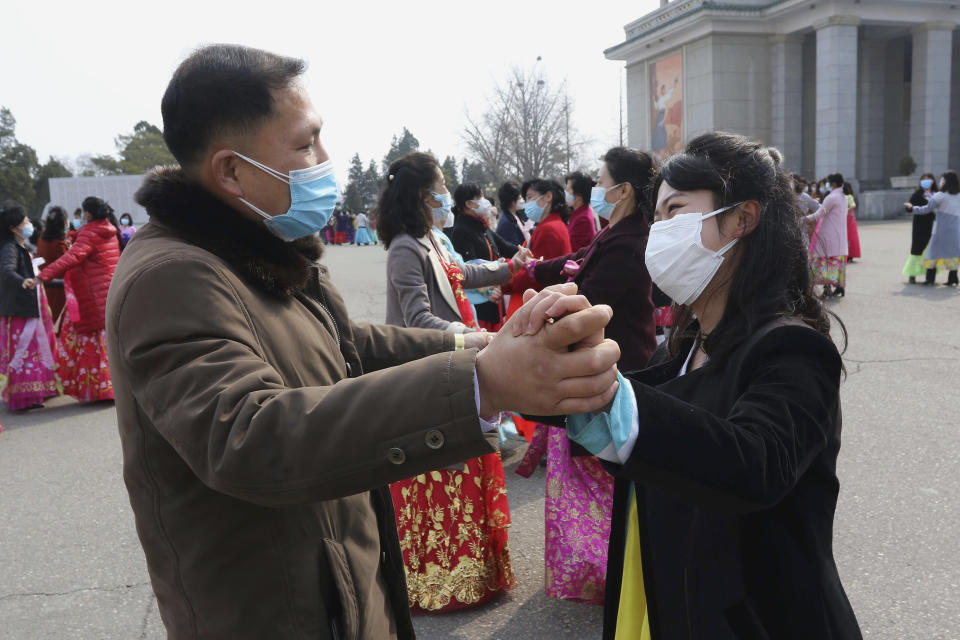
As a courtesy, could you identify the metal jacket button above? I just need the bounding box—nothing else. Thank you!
[425,430,445,450]
[387,447,406,464]
[345,362,353,377]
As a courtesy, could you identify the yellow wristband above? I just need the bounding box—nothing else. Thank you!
[454,333,465,351]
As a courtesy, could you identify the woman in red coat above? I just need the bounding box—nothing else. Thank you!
[501,178,571,316]
[36,196,120,402]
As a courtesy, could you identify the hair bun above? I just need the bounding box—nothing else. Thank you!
[765,146,783,166]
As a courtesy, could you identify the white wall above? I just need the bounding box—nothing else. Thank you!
[45,175,148,224]
[683,36,716,139]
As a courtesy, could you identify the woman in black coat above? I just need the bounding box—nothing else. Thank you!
[448,183,521,331]
[0,204,59,411]
[516,131,861,639]
[903,172,938,283]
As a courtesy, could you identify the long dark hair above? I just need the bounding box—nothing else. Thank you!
[530,179,569,223]
[43,206,69,241]
[82,196,124,246]
[602,147,655,221]
[376,152,437,248]
[941,170,960,195]
[0,203,27,244]
[652,131,846,367]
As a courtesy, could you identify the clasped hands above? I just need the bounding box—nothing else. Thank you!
[475,283,620,417]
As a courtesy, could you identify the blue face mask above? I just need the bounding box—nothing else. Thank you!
[920,179,934,190]
[590,184,623,220]
[72,219,84,230]
[234,152,338,242]
[524,196,546,223]
[431,191,453,225]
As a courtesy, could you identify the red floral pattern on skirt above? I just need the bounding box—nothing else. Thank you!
[55,314,113,402]
[0,288,60,411]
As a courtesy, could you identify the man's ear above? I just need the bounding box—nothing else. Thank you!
[733,200,761,237]
[210,149,244,198]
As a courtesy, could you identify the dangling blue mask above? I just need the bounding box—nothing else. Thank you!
[234,152,338,242]
[524,196,546,223]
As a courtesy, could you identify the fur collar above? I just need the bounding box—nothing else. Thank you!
[135,166,323,299]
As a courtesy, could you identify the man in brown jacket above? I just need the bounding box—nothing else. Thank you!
[105,44,620,640]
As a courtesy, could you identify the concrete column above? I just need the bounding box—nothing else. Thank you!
[814,16,860,180]
[910,22,955,176]
[948,30,960,173]
[626,62,650,150]
[770,34,804,171]
[857,39,887,186]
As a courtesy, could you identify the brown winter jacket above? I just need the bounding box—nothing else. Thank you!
[105,167,496,640]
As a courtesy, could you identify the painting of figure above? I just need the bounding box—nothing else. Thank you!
[650,52,683,162]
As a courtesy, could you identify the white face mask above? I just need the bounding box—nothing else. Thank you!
[644,204,741,306]
[474,198,492,215]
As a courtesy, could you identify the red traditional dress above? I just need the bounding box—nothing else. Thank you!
[390,233,516,612]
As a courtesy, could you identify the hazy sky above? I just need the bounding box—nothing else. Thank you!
[2,0,658,181]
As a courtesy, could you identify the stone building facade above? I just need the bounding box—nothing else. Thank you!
[607,0,960,217]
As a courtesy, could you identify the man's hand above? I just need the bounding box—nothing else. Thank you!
[464,331,494,351]
[22,278,39,290]
[476,285,620,416]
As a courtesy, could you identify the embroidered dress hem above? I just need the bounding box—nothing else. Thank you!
[391,452,516,613]
[903,254,927,277]
[56,314,113,403]
[811,256,847,287]
[0,288,60,410]
[924,257,960,272]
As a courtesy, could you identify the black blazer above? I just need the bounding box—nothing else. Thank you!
[534,212,656,372]
[448,214,518,325]
[596,320,861,640]
[0,240,39,318]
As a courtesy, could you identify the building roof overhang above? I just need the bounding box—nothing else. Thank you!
[606,0,959,63]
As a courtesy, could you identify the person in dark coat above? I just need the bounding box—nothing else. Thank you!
[0,204,59,411]
[903,172,938,283]
[448,183,521,331]
[495,181,528,246]
[105,43,621,640]
[518,131,862,640]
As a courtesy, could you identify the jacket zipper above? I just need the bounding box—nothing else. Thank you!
[315,292,341,347]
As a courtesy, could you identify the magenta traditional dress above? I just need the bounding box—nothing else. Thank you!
[517,424,614,604]
[0,286,60,410]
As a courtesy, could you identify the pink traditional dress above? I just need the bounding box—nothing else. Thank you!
[389,233,516,612]
[0,275,60,412]
[517,421,614,604]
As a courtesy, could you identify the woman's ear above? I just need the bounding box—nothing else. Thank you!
[732,200,761,238]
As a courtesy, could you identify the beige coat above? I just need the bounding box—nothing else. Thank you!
[106,168,495,639]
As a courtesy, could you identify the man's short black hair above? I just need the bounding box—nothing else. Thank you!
[161,44,306,169]
[564,171,595,206]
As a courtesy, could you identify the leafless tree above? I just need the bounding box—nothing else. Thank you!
[463,66,579,184]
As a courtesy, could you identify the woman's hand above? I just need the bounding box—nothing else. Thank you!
[510,251,528,273]
[21,278,39,290]
[488,286,503,303]
[904,202,914,211]
[503,283,592,337]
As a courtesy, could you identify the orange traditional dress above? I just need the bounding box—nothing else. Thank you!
[389,231,516,612]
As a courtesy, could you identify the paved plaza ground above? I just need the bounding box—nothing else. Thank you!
[1,218,958,639]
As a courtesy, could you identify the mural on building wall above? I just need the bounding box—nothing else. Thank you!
[649,51,683,161]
